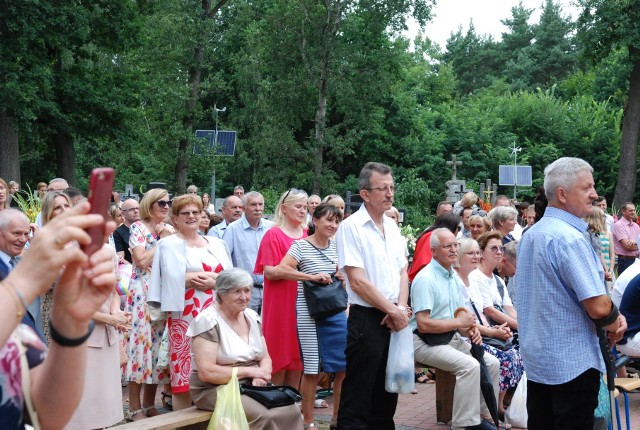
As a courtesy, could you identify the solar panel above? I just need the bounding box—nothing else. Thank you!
[194,130,236,156]
[215,131,236,156]
[499,165,533,186]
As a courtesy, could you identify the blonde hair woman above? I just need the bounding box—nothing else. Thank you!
[585,206,615,284]
[125,189,175,421]
[0,178,8,211]
[255,188,308,388]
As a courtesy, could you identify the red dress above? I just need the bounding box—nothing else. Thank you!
[408,231,433,282]
[254,227,307,373]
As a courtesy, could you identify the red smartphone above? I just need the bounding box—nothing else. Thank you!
[81,167,115,256]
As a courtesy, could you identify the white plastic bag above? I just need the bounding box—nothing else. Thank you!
[385,326,415,394]
[505,371,527,428]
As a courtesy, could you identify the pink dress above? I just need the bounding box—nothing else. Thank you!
[254,227,307,373]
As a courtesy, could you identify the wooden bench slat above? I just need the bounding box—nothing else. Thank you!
[113,407,212,430]
[615,377,640,392]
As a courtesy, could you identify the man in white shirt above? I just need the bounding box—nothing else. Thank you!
[594,196,615,232]
[335,162,409,430]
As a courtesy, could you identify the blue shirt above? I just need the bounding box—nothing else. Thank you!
[620,274,640,340]
[409,259,465,332]
[515,206,605,384]
[222,215,274,286]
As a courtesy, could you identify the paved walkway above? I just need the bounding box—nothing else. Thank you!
[120,380,639,429]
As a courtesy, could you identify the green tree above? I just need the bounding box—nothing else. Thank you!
[577,0,640,207]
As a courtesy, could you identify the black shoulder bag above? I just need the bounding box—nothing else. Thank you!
[239,383,302,409]
[301,241,348,319]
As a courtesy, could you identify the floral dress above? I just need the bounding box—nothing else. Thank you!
[125,221,168,384]
[0,319,46,429]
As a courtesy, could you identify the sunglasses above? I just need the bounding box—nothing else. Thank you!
[283,188,306,204]
[156,200,172,208]
[487,245,505,254]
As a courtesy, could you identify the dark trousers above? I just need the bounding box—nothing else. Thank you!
[337,305,397,430]
[527,368,600,430]
[617,256,635,275]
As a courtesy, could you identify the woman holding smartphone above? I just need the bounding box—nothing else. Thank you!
[125,189,175,421]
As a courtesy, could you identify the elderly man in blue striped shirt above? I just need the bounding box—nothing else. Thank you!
[515,157,627,429]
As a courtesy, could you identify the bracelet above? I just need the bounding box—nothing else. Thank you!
[49,319,95,347]
[2,280,26,320]
[592,303,619,328]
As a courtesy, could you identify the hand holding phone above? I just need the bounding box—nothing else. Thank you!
[81,167,115,256]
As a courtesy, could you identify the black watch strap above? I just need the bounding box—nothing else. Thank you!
[49,319,95,347]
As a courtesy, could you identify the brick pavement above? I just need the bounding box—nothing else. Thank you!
[120,380,639,429]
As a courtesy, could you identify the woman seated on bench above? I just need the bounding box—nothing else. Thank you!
[187,268,303,429]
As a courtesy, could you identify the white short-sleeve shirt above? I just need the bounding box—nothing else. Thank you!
[469,268,513,310]
[336,204,407,307]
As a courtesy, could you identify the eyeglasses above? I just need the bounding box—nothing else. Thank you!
[487,245,505,254]
[437,242,459,250]
[156,200,172,208]
[283,188,306,204]
[122,207,140,212]
[366,186,395,194]
[178,210,200,217]
[465,251,482,257]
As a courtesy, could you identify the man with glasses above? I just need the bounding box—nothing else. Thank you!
[186,184,198,195]
[114,198,140,264]
[614,202,640,275]
[411,228,500,430]
[208,195,243,238]
[335,162,410,429]
[516,157,626,429]
[499,241,518,308]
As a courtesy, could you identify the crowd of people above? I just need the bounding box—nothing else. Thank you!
[0,156,637,430]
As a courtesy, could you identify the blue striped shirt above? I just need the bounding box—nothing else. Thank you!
[515,206,605,384]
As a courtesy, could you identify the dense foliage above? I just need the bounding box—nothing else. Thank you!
[1,0,637,229]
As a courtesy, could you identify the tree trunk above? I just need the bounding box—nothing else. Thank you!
[173,0,230,194]
[613,48,640,209]
[53,132,76,186]
[312,54,329,195]
[0,110,20,183]
[311,0,341,195]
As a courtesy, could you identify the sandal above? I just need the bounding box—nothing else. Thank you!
[415,371,430,383]
[142,406,160,417]
[304,423,317,429]
[125,408,145,422]
[161,391,173,411]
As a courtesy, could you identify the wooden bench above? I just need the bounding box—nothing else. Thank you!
[434,368,455,424]
[112,406,212,430]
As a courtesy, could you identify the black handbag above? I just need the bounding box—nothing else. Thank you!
[239,383,302,409]
[301,241,348,319]
[470,300,513,351]
[413,329,455,346]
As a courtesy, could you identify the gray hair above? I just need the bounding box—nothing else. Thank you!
[187,184,198,193]
[215,268,253,302]
[430,227,451,249]
[0,208,30,231]
[503,240,518,262]
[544,157,593,202]
[456,237,479,267]
[488,206,518,229]
[234,185,245,192]
[49,178,69,187]
[242,191,263,207]
[358,162,392,191]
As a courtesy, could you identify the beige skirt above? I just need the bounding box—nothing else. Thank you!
[190,372,303,430]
